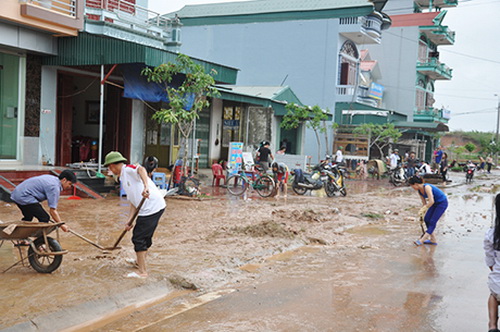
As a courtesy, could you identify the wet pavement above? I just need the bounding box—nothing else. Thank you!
[0,172,497,331]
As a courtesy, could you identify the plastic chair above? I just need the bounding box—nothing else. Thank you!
[211,163,226,187]
[152,172,167,189]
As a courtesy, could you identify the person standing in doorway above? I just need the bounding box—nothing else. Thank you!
[276,145,286,156]
[256,141,273,172]
[105,151,166,278]
[10,170,77,232]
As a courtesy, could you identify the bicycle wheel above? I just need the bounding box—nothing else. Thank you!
[255,175,275,197]
[227,175,248,196]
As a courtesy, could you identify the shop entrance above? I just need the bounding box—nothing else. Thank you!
[55,71,131,166]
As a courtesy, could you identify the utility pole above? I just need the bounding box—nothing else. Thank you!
[495,94,500,165]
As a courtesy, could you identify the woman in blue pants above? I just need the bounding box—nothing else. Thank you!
[408,176,448,245]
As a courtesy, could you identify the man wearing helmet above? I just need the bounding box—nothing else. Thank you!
[272,162,289,198]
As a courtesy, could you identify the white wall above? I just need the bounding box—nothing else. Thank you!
[39,66,57,165]
[208,98,222,163]
[130,99,145,164]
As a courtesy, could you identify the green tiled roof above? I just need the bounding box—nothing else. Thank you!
[42,32,239,84]
[166,0,374,26]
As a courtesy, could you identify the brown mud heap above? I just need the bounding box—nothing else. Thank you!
[0,175,493,330]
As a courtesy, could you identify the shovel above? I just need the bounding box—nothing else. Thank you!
[68,229,106,250]
[107,197,146,250]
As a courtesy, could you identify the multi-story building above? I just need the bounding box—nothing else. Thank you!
[364,0,457,159]
[0,0,84,165]
[167,0,391,162]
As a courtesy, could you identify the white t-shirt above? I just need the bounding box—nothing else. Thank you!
[120,164,166,216]
[389,153,400,169]
[336,150,343,163]
[419,163,432,174]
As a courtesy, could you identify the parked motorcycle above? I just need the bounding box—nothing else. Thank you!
[291,157,347,197]
[464,163,476,184]
[388,165,407,187]
[322,163,347,197]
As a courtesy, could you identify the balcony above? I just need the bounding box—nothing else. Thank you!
[19,0,84,31]
[415,0,458,9]
[84,0,181,50]
[414,107,450,123]
[339,13,382,45]
[336,85,356,102]
[420,25,455,46]
[417,57,452,80]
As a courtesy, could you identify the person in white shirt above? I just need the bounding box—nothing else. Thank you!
[484,194,500,332]
[336,146,344,164]
[104,151,166,278]
[389,149,400,170]
[418,161,432,175]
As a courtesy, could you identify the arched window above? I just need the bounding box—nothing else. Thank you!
[339,40,359,86]
[425,81,435,107]
[415,79,426,111]
[418,35,428,62]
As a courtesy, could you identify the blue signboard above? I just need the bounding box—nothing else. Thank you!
[228,142,244,175]
[223,119,240,128]
[368,83,384,100]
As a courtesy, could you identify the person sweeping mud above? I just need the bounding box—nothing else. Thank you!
[408,176,448,246]
[484,194,500,332]
[104,151,165,278]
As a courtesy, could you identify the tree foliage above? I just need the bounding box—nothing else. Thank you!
[464,142,476,153]
[352,123,402,159]
[281,103,330,160]
[142,54,219,176]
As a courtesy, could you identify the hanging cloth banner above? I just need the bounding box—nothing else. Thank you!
[122,63,195,110]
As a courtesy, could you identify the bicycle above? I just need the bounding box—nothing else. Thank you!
[226,166,275,197]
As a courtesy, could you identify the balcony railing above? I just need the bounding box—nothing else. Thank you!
[21,0,77,17]
[336,85,355,96]
[339,15,382,44]
[417,57,452,80]
[414,107,449,123]
[85,0,173,30]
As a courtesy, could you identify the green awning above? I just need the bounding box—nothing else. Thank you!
[42,32,238,84]
[394,121,449,132]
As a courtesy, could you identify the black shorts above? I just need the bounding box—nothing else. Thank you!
[132,208,164,252]
[16,203,50,222]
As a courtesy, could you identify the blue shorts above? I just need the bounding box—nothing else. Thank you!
[424,201,448,234]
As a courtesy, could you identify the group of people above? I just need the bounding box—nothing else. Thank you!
[10,151,164,279]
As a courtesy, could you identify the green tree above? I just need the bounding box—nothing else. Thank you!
[352,123,402,159]
[142,54,219,176]
[464,142,476,153]
[281,103,330,160]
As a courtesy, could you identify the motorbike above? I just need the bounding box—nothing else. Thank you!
[291,157,347,197]
[322,163,347,197]
[388,165,407,187]
[464,164,476,184]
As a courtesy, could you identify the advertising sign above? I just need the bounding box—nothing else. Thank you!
[368,83,384,100]
[227,142,244,175]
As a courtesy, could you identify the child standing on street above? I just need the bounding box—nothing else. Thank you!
[104,151,166,278]
[484,194,500,332]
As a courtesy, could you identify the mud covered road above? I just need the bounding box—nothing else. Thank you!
[0,173,497,331]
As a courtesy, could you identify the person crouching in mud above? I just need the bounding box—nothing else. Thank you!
[484,194,500,332]
[408,176,448,246]
[104,151,165,278]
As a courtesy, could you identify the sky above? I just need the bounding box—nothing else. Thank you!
[148,0,500,133]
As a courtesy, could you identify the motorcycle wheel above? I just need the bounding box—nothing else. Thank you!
[324,181,336,197]
[292,183,307,195]
[340,187,347,196]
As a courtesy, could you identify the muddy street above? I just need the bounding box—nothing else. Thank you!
[0,173,497,331]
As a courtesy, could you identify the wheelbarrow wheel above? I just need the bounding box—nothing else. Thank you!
[28,237,63,273]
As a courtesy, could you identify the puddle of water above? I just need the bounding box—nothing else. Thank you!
[345,225,390,236]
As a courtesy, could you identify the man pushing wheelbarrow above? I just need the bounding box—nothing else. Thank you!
[104,151,165,279]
